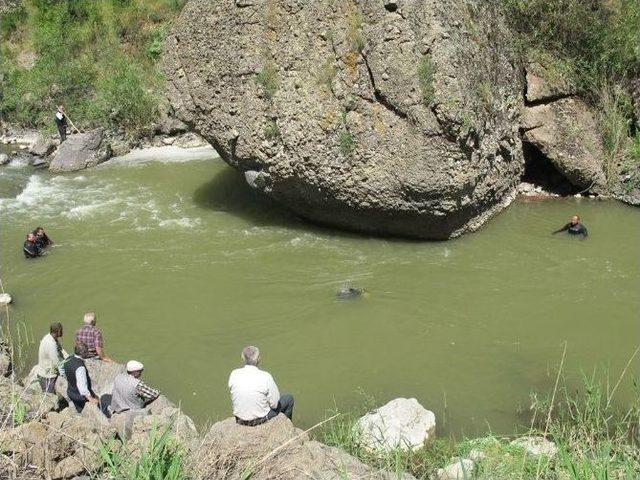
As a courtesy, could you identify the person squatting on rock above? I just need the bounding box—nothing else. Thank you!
[63,342,98,412]
[229,345,294,426]
[33,226,53,249]
[552,215,588,238]
[74,312,113,362]
[36,322,68,393]
[108,360,160,416]
[55,105,68,142]
[23,233,42,258]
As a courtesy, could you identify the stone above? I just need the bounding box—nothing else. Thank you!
[356,398,436,451]
[0,293,11,305]
[0,343,10,377]
[49,130,111,173]
[511,436,558,458]
[468,449,486,462]
[525,60,576,104]
[109,139,131,157]
[173,132,207,148]
[29,135,57,157]
[0,153,9,165]
[165,0,523,240]
[436,458,475,480]
[155,110,188,136]
[522,98,606,190]
[193,415,415,479]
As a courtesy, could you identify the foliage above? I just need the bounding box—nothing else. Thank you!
[256,61,279,100]
[98,424,185,480]
[417,56,435,105]
[264,120,280,140]
[0,0,185,136]
[338,129,355,157]
[11,393,26,426]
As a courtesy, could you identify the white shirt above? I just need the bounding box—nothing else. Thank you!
[74,355,90,397]
[55,111,63,120]
[228,365,280,421]
[37,334,60,379]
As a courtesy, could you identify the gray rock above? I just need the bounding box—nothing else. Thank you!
[173,131,207,148]
[525,60,576,104]
[357,397,436,451]
[165,0,523,240]
[0,293,11,305]
[109,139,131,157]
[155,111,188,136]
[193,415,415,479]
[49,130,111,173]
[522,98,606,190]
[436,458,475,480]
[0,153,9,165]
[511,436,558,458]
[29,135,57,157]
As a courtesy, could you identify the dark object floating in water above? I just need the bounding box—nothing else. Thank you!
[336,287,366,300]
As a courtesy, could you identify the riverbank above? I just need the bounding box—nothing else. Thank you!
[1,344,638,479]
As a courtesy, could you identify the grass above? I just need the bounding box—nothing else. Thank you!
[0,0,184,137]
[98,424,185,480]
[264,120,280,140]
[319,366,640,479]
[338,129,355,157]
[256,61,279,100]
[418,56,435,105]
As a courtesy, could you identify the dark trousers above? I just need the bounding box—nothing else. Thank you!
[57,125,66,142]
[38,375,57,393]
[236,394,295,426]
[71,398,87,413]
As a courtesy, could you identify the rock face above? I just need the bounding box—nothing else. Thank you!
[525,61,576,104]
[522,98,606,190]
[165,0,523,239]
[193,415,415,479]
[356,397,436,451]
[49,130,111,173]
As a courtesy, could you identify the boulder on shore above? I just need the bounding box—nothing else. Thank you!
[165,0,523,239]
[193,415,415,479]
[29,134,57,157]
[511,436,558,458]
[357,397,436,451]
[49,129,111,173]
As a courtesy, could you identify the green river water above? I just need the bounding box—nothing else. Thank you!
[1,152,638,437]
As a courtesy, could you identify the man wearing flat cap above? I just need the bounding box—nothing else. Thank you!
[110,360,160,415]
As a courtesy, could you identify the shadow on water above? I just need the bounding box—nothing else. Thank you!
[193,165,372,241]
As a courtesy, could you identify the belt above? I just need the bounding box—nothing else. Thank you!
[235,416,268,427]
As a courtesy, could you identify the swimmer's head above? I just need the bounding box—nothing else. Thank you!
[27,233,36,241]
[571,215,580,225]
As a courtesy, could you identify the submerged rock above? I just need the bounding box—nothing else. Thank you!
[357,397,436,451]
[49,129,111,173]
[336,286,364,299]
[0,153,9,165]
[165,0,523,239]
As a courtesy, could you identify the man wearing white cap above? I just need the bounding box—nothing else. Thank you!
[110,360,160,415]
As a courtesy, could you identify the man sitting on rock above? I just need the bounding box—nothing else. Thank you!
[33,226,53,249]
[23,233,42,258]
[109,360,160,415]
[74,312,113,362]
[36,322,67,393]
[63,342,98,412]
[228,346,294,426]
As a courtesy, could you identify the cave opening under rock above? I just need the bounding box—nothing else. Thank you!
[521,141,582,196]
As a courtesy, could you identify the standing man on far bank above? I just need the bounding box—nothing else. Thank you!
[55,105,68,142]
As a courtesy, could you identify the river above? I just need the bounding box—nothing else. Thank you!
[1,152,638,437]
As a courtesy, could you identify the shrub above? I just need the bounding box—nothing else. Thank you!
[264,120,280,140]
[338,129,355,157]
[256,61,279,99]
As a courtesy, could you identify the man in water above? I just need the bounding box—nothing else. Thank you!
[36,322,67,393]
[33,226,53,249]
[63,342,98,412]
[109,360,160,415]
[55,105,68,142]
[552,215,588,238]
[23,233,42,258]
[74,312,113,362]
[228,346,294,426]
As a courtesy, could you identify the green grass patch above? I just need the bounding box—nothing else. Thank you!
[256,61,279,100]
[338,129,355,157]
[418,56,435,105]
[264,120,280,140]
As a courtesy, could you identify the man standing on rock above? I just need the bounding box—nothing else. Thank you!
[109,360,160,415]
[36,322,67,393]
[228,346,294,426]
[55,105,68,142]
[63,342,98,412]
[74,312,113,362]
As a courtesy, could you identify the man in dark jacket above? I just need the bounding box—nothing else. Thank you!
[23,233,42,258]
[33,226,53,249]
[55,106,68,142]
[63,343,98,412]
[552,215,588,238]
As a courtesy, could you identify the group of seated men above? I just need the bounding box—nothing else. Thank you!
[23,227,52,258]
[36,312,294,426]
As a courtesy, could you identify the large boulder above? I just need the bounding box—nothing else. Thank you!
[356,397,436,451]
[165,0,523,239]
[524,60,576,104]
[49,130,111,173]
[29,134,57,157]
[193,415,415,479]
[522,97,607,190]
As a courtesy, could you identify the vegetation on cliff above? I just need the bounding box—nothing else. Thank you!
[0,0,184,136]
